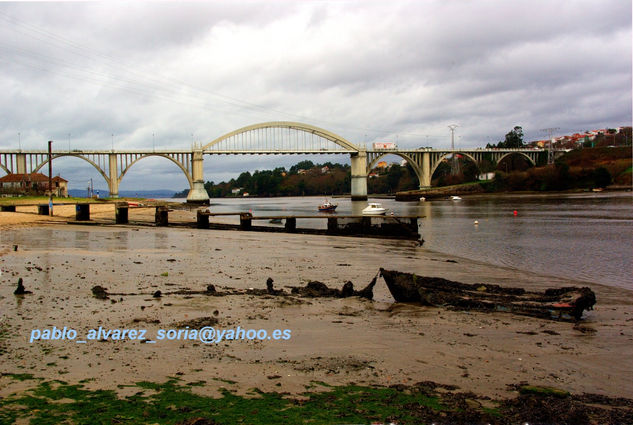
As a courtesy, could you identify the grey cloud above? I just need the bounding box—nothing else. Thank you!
[0,0,630,191]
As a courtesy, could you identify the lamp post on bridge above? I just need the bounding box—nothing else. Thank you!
[448,124,459,175]
[541,127,559,165]
[48,140,53,216]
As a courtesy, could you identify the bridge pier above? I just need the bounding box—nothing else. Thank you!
[187,150,210,204]
[108,154,119,198]
[350,150,368,201]
[420,152,431,189]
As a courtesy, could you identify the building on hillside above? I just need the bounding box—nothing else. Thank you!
[0,173,68,197]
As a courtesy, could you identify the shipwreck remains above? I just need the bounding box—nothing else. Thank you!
[379,268,596,321]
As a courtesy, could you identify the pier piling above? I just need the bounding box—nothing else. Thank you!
[196,209,210,229]
[75,204,90,221]
[115,203,129,224]
[155,206,169,226]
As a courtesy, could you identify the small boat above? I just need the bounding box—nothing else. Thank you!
[362,202,387,215]
[379,268,596,321]
[318,200,338,212]
[269,218,282,224]
[419,197,425,202]
[450,195,462,200]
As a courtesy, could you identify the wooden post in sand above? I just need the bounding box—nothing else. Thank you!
[196,209,209,229]
[284,217,297,232]
[239,212,252,230]
[75,204,90,221]
[115,202,129,224]
[327,217,338,234]
[155,206,169,226]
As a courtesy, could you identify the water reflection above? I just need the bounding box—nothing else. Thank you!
[74,231,90,250]
[113,231,129,251]
[154,231,168,250]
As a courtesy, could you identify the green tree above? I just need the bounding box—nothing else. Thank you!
[236,172,251,187]
[593,167,611,188]
[490,126,524,148]
[289,160,314,174]
[386,164,403,192]
[502,126,524,148]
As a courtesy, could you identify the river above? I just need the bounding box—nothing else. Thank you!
[170,192,632,289]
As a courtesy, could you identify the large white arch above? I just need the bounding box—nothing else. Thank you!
[202,121,360,152]
[119,154,193,186]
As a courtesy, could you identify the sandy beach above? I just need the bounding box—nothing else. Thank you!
[1,208,632,423]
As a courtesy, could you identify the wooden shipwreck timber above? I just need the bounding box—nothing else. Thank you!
[379,269,596,321]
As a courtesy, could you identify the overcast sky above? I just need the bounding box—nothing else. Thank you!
[0,0,631,192]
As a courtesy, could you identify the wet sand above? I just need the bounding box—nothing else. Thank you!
[1,219,632,404]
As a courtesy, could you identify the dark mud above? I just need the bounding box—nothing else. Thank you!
[90,274,378,301]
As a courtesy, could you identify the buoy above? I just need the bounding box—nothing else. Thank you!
[513,210,518,216]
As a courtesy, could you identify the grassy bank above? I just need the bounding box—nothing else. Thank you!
[1,374,631,424]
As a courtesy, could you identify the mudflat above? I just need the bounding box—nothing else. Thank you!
[0,220,632,423]
[1,223,631,396]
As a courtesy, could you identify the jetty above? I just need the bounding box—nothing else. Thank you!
[0,201,423,241]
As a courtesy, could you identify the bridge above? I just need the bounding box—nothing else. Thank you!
[0,121,546,202]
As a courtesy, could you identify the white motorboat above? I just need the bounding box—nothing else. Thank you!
[362,202,387,215]
[450,196,462,201]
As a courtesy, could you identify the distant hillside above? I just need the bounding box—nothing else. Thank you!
[68,189,177,199]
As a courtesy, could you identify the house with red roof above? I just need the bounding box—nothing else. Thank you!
[0,173,68,197]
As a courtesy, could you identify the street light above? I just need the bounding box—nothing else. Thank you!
[48,140,53,216]
[448,124,459,175]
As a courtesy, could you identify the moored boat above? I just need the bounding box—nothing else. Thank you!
[318,200,338,212]
[379,268,596,321]
[362,202,387,215]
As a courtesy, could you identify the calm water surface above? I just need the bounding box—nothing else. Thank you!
[195,192,632,289]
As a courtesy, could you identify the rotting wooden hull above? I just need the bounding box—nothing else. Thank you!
[379,268,596,321]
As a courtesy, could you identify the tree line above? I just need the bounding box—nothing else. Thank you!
[173,159,424,198]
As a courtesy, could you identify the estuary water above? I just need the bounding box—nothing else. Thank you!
[191,192,632,289]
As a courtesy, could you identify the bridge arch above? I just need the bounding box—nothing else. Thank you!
[495,152,537,167]
[202,121,360,152]
[429,152,480,178]
[119,154,193,186]
[33,154,110,184]
[368,152,424,184]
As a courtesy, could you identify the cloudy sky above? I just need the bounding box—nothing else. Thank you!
[0,0,631,192]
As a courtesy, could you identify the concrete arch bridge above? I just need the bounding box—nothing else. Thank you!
[0,121,547,202]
